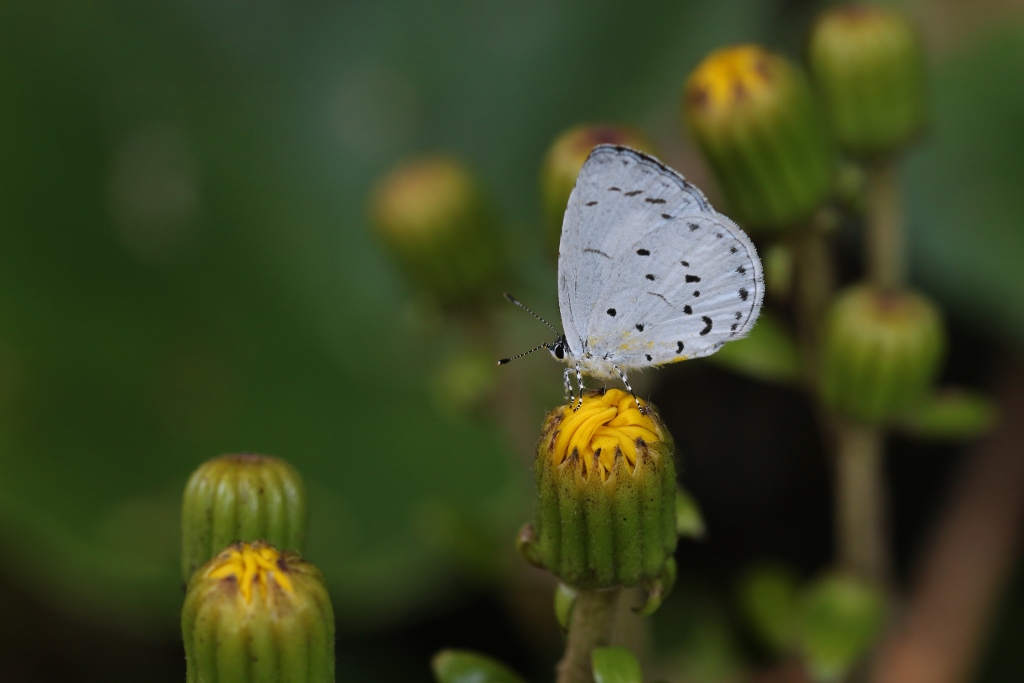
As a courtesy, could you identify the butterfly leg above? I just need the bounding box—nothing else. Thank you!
[613,364,644,412]
[574,362,584,411]
[563,367,574,406]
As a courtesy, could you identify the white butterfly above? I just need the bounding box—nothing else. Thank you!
[502,144,763,408]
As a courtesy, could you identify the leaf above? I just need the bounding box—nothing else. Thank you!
[432,650,527,683]
[592,646,643,683]
[736,564,800,654]
[798,573,885,682]
[898,388,997,440]
[709,312,801,384]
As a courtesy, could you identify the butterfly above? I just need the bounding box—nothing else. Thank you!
[501,144,763,409]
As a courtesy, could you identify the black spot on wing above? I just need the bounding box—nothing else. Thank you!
[688,222,700,231]
[685,274,701,283]
[676,341,684,353]
[635,323,645,332]
[683,305,692,314]
[645,273,656,281]
[645,354,653,361]
[636,248,650,256]
[716,232,723,238]
[661,213,672,219]
[608,186,621,192]
[735,311,743,320]
[739,287,749,301]
[585,200,598,206]
[607,308,616,317]
[680,260,689,267]
[624,190,643,197]
[730,246,738,254]
[737,266,746,274]
[700,316,713,335]
[731,323,739,333]
[693,290,701,297]
[644,197,666,204]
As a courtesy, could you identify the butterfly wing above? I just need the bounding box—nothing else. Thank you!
[558,145,711,356]
[584,210,763,367]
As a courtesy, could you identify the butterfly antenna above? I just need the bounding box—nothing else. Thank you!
[497,342,549,366]
[504,293,560,335]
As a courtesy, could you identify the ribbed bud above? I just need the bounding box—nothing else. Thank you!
[369,155,503,309]
[820,285,945,425]
[541,125,655,253]
[182,541,335,683]
[683,45,833,232]
[182,454,307,581]
[519,389,677,590]
[808,6,926,158]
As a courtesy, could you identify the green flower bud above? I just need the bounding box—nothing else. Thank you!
[369,156,503,309]
[519,389,678,590]
[809,6,927,158]
[182,454,307,581]
[541,125,655,253]
[182,541,335,683]
[683,45,833,232]
[820,285,945,425]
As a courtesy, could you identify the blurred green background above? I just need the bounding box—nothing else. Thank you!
[2,0,1024,681]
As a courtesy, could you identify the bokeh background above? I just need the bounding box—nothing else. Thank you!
[2,0,1024,681]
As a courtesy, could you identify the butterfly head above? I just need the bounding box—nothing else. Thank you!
[545,336,570,363]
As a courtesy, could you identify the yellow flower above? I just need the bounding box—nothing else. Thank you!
[522,390,678,590]
[548,389,663,482]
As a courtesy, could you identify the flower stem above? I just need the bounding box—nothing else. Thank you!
[834,417,890,584]
[865,159,905,290]
[793,214,836,387]
[556,588,622,683]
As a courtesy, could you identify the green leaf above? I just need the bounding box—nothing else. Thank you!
[554,582,579,632]
[736,564,800,654]
[898,388,997,440]
[675,487,706,540]
[709,312,801,384]
[432,650,527,683]
[592,646,643,683]
[798,573,885,682]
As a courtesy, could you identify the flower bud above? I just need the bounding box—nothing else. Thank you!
[182,454,307,581]
[820,285,945,425]
[519,389,677,590]
[541,125,655,253]
[683,45,833,232]
[809,6,927,158]
[369,155,503,309]
[182,541,334,683]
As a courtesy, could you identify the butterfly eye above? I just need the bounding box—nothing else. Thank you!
[554,344,565,360]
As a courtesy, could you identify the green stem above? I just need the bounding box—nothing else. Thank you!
[793,211,836,388]
[865,159,904,290]
[834,418,890,585]
[556,588,622,683]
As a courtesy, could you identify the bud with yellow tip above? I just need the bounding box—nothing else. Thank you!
[182,541,335,683]
[370,155,503,309]
[518,389,678,592]
[683,45,833,232]
[540,125,655,252]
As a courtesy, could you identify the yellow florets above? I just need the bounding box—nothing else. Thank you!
[685,45,778,116]
[550,389,663,481]
[205,541,295,603]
